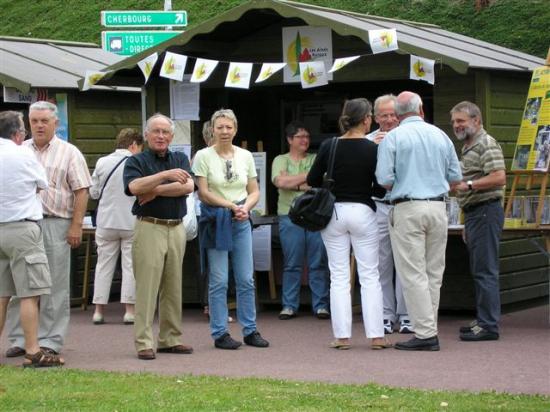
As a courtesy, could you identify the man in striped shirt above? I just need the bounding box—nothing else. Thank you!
[5,101,92,360]
[451,101,506,342]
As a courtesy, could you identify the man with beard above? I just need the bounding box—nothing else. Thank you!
[450,101,506,342]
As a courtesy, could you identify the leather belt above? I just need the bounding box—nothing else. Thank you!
[463,198,501,213]
[393,196,445,205]
[137,216,182,226]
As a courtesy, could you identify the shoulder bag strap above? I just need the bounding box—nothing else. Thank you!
[96,156,129,205]
[323,137,338,189]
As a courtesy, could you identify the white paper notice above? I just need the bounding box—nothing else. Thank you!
[253,225,271,271]
[169,78,200,120]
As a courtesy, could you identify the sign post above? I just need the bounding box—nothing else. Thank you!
[101,31,182,56]
[101,11,187,28]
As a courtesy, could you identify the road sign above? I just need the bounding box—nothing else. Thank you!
[101,31,183,56]
[101,10,187,27]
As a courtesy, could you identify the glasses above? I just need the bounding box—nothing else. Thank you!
[225,160,233,181]
[149,128,172,136]
[293,133,310,139]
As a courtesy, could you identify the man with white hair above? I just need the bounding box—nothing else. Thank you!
[123,113,194,360]
[450,101,505,342]
[376,91,462,351]
[366,94,411,335]
[5,101,91,360]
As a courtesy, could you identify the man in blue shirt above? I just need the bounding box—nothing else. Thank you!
[376,91,462,351]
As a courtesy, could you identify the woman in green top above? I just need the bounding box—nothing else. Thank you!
[193,109,269,350]
[271,122,329,320]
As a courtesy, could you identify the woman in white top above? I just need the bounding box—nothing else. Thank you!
[90,129,143,325]
[193,109,269,350]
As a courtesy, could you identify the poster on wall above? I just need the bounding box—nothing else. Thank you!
[511,66,550,171]
[282,26,333,83]
[252,152,267,215]
[55,93,69,141]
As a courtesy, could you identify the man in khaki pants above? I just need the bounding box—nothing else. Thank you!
[376,92,462,351]
[123,114,194,360]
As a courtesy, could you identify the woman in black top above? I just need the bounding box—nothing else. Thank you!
[307,98,390,350]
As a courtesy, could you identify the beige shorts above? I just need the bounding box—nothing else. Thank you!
[0,221,51,298]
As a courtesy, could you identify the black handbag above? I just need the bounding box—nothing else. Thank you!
[288,137,338,232]
[91,156,128,227]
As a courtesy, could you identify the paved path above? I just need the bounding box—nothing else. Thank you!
[2,304,549,395]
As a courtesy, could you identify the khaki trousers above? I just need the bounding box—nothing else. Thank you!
[132,220,185,352]
[389,201,447,339]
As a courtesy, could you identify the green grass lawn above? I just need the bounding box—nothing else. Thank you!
[0,366,548,411]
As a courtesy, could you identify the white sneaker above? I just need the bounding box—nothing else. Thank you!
[399,319,414,334]
[93,313,104,325]
[383,319,394,334]
[278,308,296,320]
[123,313,135,324]
[316,308,330,319]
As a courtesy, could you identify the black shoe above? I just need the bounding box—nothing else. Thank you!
[460,326,499,341]
[459,320,478,334]
[214,333,242,350]
[395,336,440,351]
[243,331,269,348]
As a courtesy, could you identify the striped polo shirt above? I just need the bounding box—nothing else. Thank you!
[457,128,505,209]
[24,135,92,218]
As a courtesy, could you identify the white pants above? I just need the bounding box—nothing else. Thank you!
[321,202,383,339]
[376,202,408,323]
[389,201,448,339]
[92,228,135,305]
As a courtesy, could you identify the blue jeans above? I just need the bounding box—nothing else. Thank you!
[207,220,256,340]
[464,200,504,334]
[279,215,329,312]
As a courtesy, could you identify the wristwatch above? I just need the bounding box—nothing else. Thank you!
[467,180,473,191]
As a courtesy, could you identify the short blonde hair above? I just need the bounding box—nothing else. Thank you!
[211,109,238,129]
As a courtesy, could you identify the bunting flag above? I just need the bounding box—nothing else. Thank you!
[137,53,159,83]
[160,52,188,81]
[255,62,286,83]
[190,58,219,83]
[328,56,360,73]
[225,62,253,89]
[82,70,106,91]
[299,61,328,89]
[368,29,398,54]
[410,55,435,85]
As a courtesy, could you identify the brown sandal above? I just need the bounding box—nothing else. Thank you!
[23,351,65,368]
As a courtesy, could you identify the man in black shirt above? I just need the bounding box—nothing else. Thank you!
[123,113,194,360]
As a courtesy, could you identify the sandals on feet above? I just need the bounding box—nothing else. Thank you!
[329,340,351,350]
[371,339,393,350]
[23,351,65,368]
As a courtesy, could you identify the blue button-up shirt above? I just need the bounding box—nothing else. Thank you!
[375,116,462,201]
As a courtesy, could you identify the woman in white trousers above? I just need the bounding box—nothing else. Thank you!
[307,98,390,350]
[90,129,143,324]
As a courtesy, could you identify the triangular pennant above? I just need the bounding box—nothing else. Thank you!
[225,62,253,89]
[328,56,360,73]
[299,61,328,89]
[190,58,219,83]
[368,29,398,54]
[410,55,435,85]
[137,53,159,83]
[255,63,286,83]
[159,52,188,81]
[82,70,106,91]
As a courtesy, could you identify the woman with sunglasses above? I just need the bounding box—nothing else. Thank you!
[192,109,269,350]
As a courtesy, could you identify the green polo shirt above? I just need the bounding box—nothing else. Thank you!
[272,152,316,215]
[457,128,505,209]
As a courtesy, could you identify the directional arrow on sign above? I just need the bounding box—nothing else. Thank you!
[175,13,184,24]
